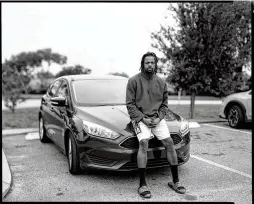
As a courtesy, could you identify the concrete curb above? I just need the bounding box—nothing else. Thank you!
[188,119,227,124]
[2,149,12,199]
[2,128,38,136]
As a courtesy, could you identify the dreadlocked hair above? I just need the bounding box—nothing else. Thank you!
[140,52,158,74]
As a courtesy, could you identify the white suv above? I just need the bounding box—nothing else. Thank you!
[219,90,252,128]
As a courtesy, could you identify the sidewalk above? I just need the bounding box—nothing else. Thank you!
[2,128,37,199]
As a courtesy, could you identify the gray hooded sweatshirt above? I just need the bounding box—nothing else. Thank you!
[126,71,168,123]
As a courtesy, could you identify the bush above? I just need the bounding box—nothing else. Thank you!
[27,78,54,94]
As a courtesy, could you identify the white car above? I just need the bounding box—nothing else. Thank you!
[219,89,252,128]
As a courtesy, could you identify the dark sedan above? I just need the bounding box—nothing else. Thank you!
[38,74,190,174]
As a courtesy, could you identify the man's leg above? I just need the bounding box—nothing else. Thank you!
[161,137,186,194]
[136,121,153,198]
[137,139,149,187]
[152,119,185,193]
[161,137,178,181]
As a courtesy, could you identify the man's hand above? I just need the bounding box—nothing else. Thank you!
[142,117,160,128]
[150,118,160,127]
[142,117,153,128]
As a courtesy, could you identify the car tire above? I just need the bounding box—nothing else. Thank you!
[227,105,244,128]
[39,117,51,143]
[67,132,81,175]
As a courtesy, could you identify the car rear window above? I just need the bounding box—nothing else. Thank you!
[72,79,128,105]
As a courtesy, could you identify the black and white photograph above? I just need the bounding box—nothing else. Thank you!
[2,1,252,203]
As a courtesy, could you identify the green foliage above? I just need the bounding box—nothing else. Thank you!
[2,48,67,113]
[109,72,129,78]
[3,48,67,74]
[151,2,251,97]
[55,65,92,78]
[33,70,55,94]
[27,78,55,94]
[36,70,55,79]
[2,64,29,113]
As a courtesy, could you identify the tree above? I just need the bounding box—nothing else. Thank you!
[151,2,251,118]
[247,75,252,90]
[34,71,55,94]
[2,48,67,113]
[109,72,129,78]
[36,70,55,79]
[55,65,92,78]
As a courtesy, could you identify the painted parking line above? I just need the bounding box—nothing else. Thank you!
[189,122,200,128]
[203,124,251,135]
[25,132,40,140]
[191,155,252,179]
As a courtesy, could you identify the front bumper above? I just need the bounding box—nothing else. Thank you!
[219,101,227,119]
[78,132,190,171]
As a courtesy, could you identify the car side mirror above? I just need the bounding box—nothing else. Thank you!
[51,97,66,107]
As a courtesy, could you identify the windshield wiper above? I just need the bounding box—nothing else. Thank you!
[96,103,125,106]
[95,104,109,106]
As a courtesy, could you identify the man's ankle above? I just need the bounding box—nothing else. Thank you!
[139,168,147,187]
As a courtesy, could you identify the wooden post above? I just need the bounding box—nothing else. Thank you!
[178,88,182,105]
[189,91,196,119]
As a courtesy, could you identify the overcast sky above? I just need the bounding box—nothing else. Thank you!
[2,3,176,77]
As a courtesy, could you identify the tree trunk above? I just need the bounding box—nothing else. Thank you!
[178,88,182,105]
[11,106,15,114]
[189,91,196,119]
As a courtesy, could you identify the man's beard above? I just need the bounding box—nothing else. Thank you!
[144,68,155,75]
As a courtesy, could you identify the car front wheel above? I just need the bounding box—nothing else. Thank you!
[227,105,244,128]
[39,117,50,143]
[67,132,81,175]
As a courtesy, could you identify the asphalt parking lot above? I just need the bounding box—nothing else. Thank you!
[2,122,252,203]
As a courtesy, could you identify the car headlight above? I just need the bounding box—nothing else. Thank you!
[82,121,120,140]
[179,119,189,135]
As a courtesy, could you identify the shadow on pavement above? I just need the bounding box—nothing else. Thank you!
[79,166,171,178]
[241,122,252,130]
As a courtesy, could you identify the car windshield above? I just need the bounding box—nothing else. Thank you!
[72,79,128,106]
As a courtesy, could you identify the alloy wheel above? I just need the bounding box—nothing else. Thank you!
[228,109,239,127]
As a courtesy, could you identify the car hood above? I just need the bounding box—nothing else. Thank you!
[76,105,183,135]
[225,90,251,100]
[223,91,250,104]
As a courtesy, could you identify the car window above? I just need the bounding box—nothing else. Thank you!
[57,82,69,98]
[48,80,62,97]
[72,79,128,105]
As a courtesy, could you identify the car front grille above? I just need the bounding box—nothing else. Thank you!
[119,157,183,170]
[183,132,190,143]
[87,154,116,167]
[120,133,182,149]
[171,133,182,144]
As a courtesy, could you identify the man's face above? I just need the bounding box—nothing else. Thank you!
[144,56,156,73]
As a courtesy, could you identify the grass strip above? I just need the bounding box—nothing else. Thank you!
[2,105,222,129]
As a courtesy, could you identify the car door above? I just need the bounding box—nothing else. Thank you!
[43,79,63,143]
[50,80,71,150]
[247,90,252,120]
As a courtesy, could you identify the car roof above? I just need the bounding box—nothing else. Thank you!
[57,74,128,81]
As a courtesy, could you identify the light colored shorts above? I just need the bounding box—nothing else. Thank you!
[136,119,171,141]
